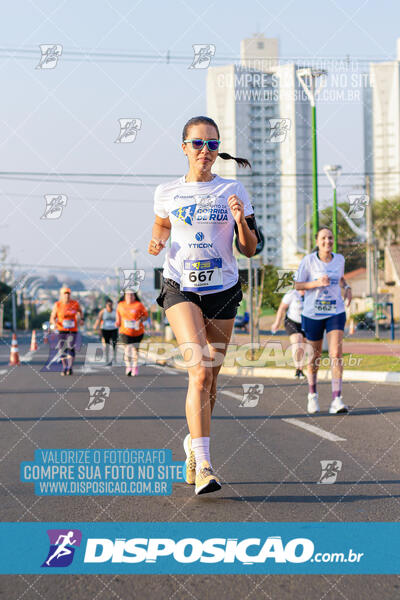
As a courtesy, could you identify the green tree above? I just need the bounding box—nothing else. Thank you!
[261,265,283,311]
[318,204,366,272]
[0,281,25,329]
[30,310,51,329]
[372,197,400,245]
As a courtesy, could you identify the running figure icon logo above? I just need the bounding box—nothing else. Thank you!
[42,529,82,567]
[36,44,63,69]
[348,194,369,219]
[115,118,142,143]
[275,270,296,293]
[41,332,82,372]
[41,195,67,220]
[317,460,342,484]
[86,386,110,411]
[268,119,291,143]
[120,269,145,292]
[195,194,217,208]
[171,204,197,226]
[239,383,264,408]
[189,44,216,69]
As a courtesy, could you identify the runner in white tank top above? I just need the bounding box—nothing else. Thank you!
[94,299,118,365]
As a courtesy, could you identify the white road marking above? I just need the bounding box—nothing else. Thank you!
[149,364,180,375]
[76,367,103,374]
[220,390,242,400]
[283,418,346,442]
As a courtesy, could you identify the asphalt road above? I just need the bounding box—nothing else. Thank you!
[1,333,400,599]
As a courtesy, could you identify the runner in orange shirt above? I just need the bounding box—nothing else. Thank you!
[50,286,84,375]
[116,291,148,376]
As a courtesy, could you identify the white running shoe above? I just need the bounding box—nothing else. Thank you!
[329,396,348,414]
[195,460,221,495]
[183,433,196,485]
[307,393,320,414]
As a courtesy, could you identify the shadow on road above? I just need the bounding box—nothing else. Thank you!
[222,493,400,503]
[2,407,400,422]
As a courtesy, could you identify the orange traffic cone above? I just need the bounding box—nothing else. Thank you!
[30,329,38,351]
[9,333,20,365]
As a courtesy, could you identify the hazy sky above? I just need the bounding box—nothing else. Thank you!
[1,0,399,283]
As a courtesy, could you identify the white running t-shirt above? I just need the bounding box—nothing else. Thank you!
[282,290,304,323]
[296,252,345,320]
[153,175,254,294]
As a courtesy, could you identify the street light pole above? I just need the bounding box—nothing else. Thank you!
[324,164,342,252]
[131,248,137,271]
[297,68,327,237]
[311,101,318,235]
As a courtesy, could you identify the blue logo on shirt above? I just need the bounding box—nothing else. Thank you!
[171,204,197,225]
[195,232,204,241]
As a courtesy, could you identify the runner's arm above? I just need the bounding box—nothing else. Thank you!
[295,278,329,290]
[340,277,352,305]
[235,214,258,257]
[49,306,57,327]
[93,309,103,330]
[115,307,121,328]
[271,302,289,331]
[139,305,149,323]
[148,216,171,255]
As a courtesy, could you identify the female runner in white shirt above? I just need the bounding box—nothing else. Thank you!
[148,116,259,495]
[295,227,352,415]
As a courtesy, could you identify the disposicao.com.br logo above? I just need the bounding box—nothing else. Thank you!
[82,535,362,565]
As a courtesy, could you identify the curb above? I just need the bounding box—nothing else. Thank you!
[142,351,400,384]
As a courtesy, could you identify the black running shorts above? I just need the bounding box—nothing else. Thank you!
[101,329,118,345]
[156,276,243,320]
[284,317,305,336]
[119,333,144,345]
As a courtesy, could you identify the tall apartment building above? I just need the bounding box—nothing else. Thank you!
[207,34,312,268]
[364,39,400,200]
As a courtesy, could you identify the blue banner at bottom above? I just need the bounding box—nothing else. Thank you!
[0,522,398,574]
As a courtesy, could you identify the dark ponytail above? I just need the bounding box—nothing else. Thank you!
[182,116,251,169]
[218,152,251,168]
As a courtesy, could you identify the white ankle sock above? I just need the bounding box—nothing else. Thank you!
[191,437,211,474]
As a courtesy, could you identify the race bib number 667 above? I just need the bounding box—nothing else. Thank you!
[181,258,223,292]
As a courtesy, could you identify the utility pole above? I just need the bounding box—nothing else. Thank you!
[324,165,342,252]
[365,175,379,337]
[374,241,380,338]
[306,204,311,253]
[365,175,373,297]
[248,257,254,359]
[11,288,17,332]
